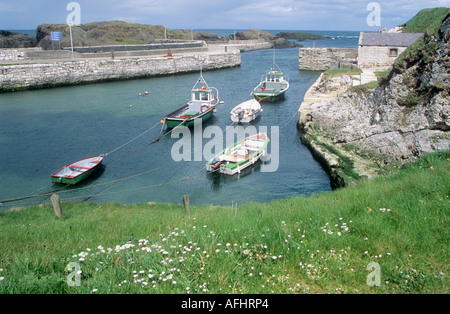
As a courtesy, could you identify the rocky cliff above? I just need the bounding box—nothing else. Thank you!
[299,12,449,187]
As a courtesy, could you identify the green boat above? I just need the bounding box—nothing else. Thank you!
[51,154,104,185]
[251,51,289,102]
[162,73,219,129]
[205,133,269,175]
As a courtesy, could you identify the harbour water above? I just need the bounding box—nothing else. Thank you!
[0,45,341,210]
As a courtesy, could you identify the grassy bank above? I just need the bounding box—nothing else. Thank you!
[0,151,449,294]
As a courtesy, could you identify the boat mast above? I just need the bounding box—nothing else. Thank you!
[272,48,276,70]
[193,66,209,90]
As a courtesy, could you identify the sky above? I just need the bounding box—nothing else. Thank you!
[0,0,449,31]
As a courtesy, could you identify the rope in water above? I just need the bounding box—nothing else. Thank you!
[0,116,189,205]
[0,185,68,204]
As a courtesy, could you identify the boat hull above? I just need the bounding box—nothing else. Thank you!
[252,92,286,102]
[164,109,214,128]
[51,155,104,185]
[251,74,289,102]
[206,133,269,175]
[230,110,261,123]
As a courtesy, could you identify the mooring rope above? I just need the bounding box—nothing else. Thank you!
[104,121,162,156]
[80,119,236,202]
[0,185,68,204]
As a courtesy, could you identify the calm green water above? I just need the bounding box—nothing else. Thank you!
[0,48,331,210]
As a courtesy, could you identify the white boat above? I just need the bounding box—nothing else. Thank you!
[206,133,269,175]
[230,99,263,123]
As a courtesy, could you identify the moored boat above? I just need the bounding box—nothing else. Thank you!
[206,133,269,175]
[251,51,289,102]
[162,73,219,128]
[51,154,104,185]
[230,99,263,123]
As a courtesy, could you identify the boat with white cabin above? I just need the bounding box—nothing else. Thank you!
[251,50,289,102]
[162,72,219,128]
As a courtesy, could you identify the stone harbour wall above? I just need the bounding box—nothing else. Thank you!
[0,48,42,61]
[299,48,358,71]
[0,49,241,92]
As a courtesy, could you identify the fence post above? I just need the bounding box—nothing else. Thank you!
[51,194,63,219]
[183,194,190,217]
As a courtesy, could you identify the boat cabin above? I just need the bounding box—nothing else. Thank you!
[189,86,214,112]
[265,71,284,83]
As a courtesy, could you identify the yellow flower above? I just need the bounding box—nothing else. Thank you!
[368,207,372,213]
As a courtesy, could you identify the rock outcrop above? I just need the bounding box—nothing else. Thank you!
[0,30,36,48]
[299,13,450,186]
[223,29,302,48]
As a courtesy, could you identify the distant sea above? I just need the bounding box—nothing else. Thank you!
[195,29,360,48]
[9,29,360,49]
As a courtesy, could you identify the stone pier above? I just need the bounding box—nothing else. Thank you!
[299,48,358,71]
[0,46,241,92]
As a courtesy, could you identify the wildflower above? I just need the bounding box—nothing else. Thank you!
[368,207,372,213]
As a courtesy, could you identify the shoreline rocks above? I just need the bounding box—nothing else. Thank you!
[298,14,450,188]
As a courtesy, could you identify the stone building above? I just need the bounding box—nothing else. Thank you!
[357,32,423,69]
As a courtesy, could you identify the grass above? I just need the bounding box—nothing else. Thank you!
[400,8,450,33]
[395,8,449,69]
[348,70,391,93]
[349,80,379,93]
[0,151,449,294]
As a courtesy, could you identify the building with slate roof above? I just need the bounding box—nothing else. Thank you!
[357,32,423,69]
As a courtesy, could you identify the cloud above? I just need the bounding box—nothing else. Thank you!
[0,0,448,31]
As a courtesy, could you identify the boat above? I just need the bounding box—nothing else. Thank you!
[230,99,263,123]
[51,154,105,185]
[206,133,269,175]
[251,51,289,102]
[162,72,219,128]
